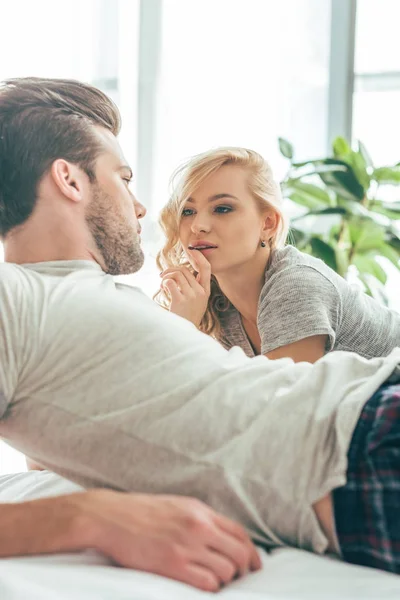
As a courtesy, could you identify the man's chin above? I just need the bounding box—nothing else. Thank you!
[117,250,145,276]
[100,250,144,276]
[128,251,145,275]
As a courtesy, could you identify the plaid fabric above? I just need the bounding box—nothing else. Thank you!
[333,382,400,574]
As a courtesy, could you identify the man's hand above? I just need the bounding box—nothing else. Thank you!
[161,250,211,328]
[77,490,261,592]
[1,490,261,592]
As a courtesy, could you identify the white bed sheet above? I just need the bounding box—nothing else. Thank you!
[1,471,399,600]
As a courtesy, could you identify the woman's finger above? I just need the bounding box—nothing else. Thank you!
[187,250,211,294]
[162,278,182,302]
[162,271,193,295]
[162,267,208,296]
[161,266,198,286]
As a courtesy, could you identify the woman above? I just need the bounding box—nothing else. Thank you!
[156,147,400,363]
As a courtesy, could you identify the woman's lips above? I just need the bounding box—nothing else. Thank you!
[196,247,216,256]
[188,244,217,256]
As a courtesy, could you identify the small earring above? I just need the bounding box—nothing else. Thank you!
[260,240,266,247]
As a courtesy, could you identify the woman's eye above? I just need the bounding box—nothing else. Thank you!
[181,208,195,217]
[214,205,232,214]
[123,178,132,186]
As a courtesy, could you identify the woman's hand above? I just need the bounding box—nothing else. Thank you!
[161,250,211,327]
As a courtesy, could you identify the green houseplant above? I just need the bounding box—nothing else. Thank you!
[279,136,400,303]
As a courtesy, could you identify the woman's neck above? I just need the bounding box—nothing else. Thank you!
[216,252,271,323]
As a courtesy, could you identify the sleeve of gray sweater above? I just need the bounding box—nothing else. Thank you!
[258,265,341,354]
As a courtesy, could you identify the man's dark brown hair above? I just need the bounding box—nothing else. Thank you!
[0,77,121,237]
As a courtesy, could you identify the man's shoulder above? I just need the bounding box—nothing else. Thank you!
[0,262,31,290]
[0,262,24,274]
[0,264,40,327]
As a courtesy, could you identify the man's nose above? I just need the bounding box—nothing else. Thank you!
[135,200,147,219]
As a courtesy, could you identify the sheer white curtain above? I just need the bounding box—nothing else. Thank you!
[0,0,140,177]
[149,0,331,223]
[136,0,332,300]
[353,0,400,165]
[352,0,400,307]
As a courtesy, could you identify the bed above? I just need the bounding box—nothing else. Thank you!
[1,471,399,599]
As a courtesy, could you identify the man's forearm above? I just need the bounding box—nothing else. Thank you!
[0,493,91,558]
[0,488,261,592]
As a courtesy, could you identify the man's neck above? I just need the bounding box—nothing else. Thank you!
[4,229,98,266]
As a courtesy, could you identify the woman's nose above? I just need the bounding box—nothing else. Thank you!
[191,214,211,233]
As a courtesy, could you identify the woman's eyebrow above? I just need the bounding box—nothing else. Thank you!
[186,193,239,203]
[208,193,239,202]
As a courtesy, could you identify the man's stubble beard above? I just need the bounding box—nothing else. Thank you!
[85,185,144,276]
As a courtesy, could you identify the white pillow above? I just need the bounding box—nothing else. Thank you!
[0,470,82,502]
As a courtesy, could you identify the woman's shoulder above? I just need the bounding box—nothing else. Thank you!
[260,245,344,306]
[266,245,340,284]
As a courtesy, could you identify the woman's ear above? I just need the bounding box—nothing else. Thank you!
[262,210,280,241]
[50,159,87,204]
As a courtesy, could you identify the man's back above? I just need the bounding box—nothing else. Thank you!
[0,260,399,555]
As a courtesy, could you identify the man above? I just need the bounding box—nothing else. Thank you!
[0,77,261,593]
[0,77,399,577]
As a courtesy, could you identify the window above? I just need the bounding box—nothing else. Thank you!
[352,0,400,308]
[0,0,140,172]
[353,0,400,165]
[150,0,331,222]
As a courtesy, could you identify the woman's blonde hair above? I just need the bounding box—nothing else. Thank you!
[155,147,288,339]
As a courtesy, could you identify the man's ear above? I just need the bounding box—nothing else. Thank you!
[50,159,87,203]
[262,210,280,240]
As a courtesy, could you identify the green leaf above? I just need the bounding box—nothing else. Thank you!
[348,220,386,251]
[290,161,364,202]
[370,201,400,221]
[388,224,400,241]
[291,159,347,173]
[353,253,388,284]
[291,207,346,221]
[278,137,294,160]
[332,136,351,158]
[357,140,374,168]
[339,200,391,226]
[358,273,389,305]
[286,191,325,211]
[286,180,332,205]
[300,144,371,195]
[339,200,373,218]
[319,159,365,201]
[373,166,400,184]
[334,246,349,278]
[287,227,309,249]
[309,238,338,271]
[291,159,364,201]
[358,273,373,296]
[350,150,371,191]
[383,201,400,212]
[387,233,400,256]
[373,243,400,268]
